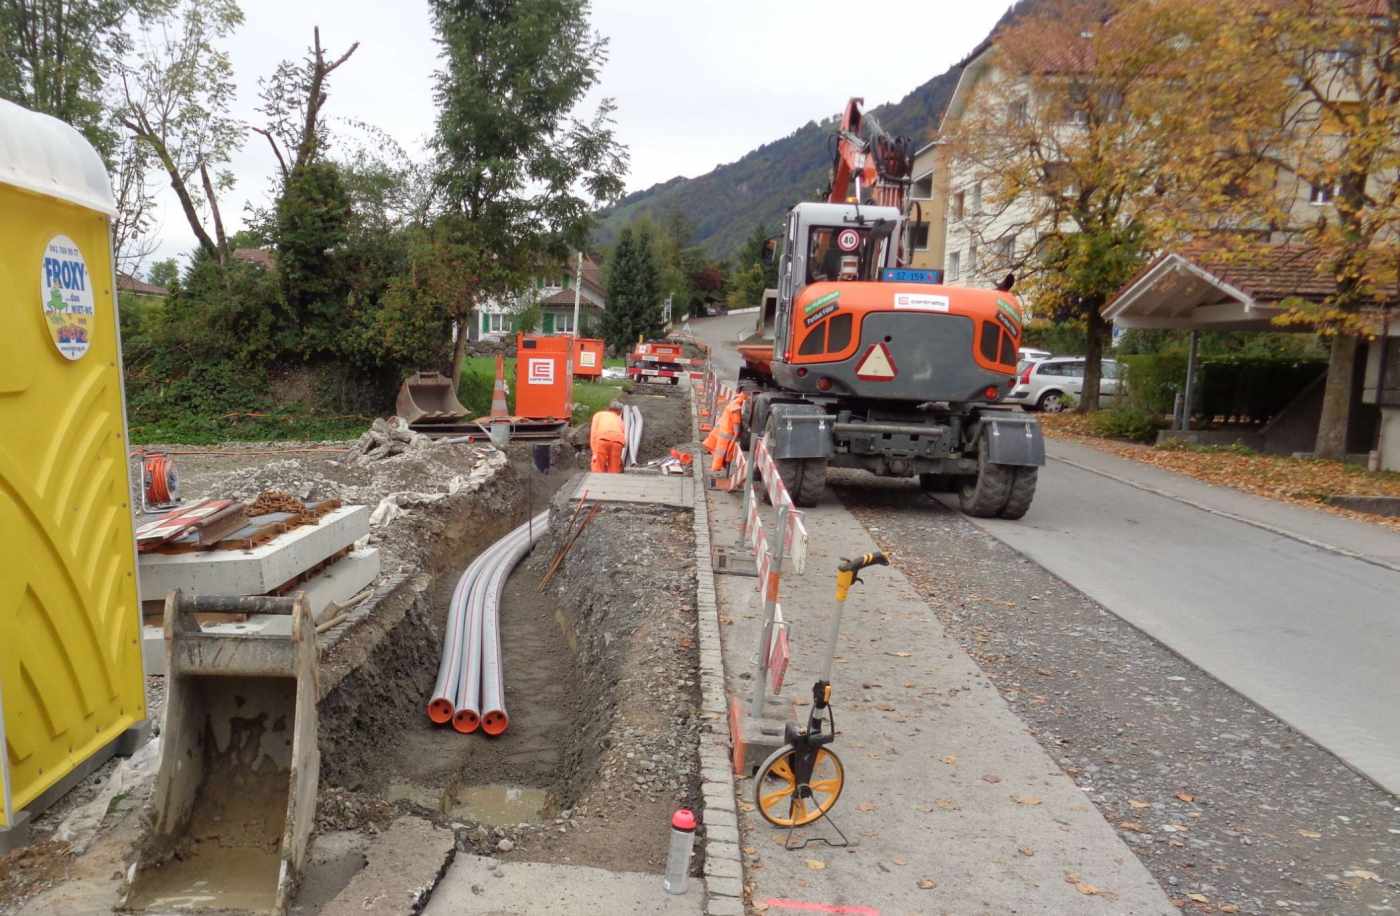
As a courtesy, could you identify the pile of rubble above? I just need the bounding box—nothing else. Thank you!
[345,417,431,466]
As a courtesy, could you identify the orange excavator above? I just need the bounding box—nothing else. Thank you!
[733,97,1043,519]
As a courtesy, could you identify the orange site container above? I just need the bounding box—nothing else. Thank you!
[515,334,574,421]
[572,337,605,379]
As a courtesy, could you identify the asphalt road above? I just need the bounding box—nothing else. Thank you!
[685,313,1400,796]
[959,443,1400,796]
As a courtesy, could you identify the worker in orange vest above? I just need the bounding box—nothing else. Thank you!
[590,403,627,473]
[710,392,747,472]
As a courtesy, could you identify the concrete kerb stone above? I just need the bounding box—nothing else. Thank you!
[687,381,746,913]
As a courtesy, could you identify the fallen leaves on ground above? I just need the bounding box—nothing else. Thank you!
[1175,792,1195,803]
[805,859,826,871]
[855,801,878,812]
[942,754,957,766]
[934,799,959,811]
[1077,882,1100,895]
[1297,828,1322,838]
[1187,893,1210,903]
[917,879,937,889]
[1343,868,1381,881]
[982,774,1002,784]
[1128,799,1151,809]
[1118,821,1145,832]
[1013,794,1042,806]
[1039,413,1400,532]
[1019,847,1035,856]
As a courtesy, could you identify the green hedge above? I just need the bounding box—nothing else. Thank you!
[1121,354,1326,422]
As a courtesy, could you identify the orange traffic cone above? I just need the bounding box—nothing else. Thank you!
[490,353,510,419]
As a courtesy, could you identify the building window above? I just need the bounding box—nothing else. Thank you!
[995,236,1015,267]
[554,311,574,333]
[910,222,930,251]
[490,312,509,332]
[1008,98,1029,127]
[911,173,933,199]
[948,251,961,282]
[1309,182,1337,205]
[953,191,966,220]
[971,181,983,214]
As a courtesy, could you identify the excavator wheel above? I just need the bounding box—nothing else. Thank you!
[999,467,1038,520]
[959,436,1033,519]
[775,457,827,508]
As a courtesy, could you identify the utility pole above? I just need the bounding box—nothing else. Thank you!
[570,251,583,337]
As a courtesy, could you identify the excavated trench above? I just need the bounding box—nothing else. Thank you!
[315,385,703,882]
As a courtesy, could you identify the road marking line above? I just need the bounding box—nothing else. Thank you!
[762,899,880,915]
[1049,454,1400,576]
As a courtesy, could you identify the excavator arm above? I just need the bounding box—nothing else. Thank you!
[827,97,914,211]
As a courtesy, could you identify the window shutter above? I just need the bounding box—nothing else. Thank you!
[543,312,555,333]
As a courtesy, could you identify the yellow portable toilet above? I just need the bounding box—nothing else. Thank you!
[0,99,147,848]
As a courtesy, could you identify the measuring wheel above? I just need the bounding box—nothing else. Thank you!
[754,744,845,828]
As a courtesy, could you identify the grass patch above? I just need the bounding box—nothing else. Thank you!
[128,405,371,445]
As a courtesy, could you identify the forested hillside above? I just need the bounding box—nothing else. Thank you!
[592,5,1028,257]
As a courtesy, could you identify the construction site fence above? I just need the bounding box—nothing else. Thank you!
[697,360,809,713]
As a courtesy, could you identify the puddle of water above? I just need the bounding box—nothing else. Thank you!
[125,844,279,913]
[443,783,553,827]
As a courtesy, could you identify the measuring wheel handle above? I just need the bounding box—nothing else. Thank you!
[835,550,889,598]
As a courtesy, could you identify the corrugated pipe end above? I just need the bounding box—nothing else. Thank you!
[453,709,481,734]
[427,698,455,725]
[481,710,509,736]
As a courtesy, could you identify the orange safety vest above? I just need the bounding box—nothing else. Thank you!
[590,409,626,452]
[710,393,747,472]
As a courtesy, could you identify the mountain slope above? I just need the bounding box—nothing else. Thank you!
[592,6,1028,259]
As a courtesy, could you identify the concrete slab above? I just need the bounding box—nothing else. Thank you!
[572,471,693,509]
[139,548,380,675]
[706,488,1175,915]
[138,505,370,600]
[298,547,381,620]
[421,854,704,915]
[321,816,454,916]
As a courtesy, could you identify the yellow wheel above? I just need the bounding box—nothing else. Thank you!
[754,745,845,827]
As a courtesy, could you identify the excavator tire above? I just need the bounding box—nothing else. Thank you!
[958,437,1016,518]
[774,457,827,508]
[794,457,827,507]
[998,467,1038,520]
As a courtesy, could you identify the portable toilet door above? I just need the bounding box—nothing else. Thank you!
[0,100,147,840]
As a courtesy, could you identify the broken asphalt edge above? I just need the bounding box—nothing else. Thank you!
[688,383,746,916]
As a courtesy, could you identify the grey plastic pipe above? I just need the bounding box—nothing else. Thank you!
[427,547,491,724]
[480,510,549,736]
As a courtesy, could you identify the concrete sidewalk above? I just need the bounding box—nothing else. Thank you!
[1047,438,1400,570]
[706,485,1174,915]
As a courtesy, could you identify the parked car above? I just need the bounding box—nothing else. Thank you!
[1010,357,1122,412]
[1018,346,1052,363]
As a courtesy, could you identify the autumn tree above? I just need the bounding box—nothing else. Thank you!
[1162,0,1400,457]
[428,0,628,388]
[116,0,243,264]
[942,0,1208,411]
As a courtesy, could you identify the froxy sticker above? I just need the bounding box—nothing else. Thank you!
[41,235,95,360]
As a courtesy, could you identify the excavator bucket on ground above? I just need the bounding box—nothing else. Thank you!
[119,593,318,916]
[396,370,470,430]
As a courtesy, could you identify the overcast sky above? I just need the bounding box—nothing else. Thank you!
[141,0,1011,269]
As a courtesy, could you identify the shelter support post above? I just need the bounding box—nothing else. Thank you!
[1180,330,1200,431]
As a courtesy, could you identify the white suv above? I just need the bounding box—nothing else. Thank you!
[1010,357,1122,412]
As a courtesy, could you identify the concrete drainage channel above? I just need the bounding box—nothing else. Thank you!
[304,387,709,913]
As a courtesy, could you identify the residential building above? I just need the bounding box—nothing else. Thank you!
[906,140,947,273]
[473,254,606,341]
